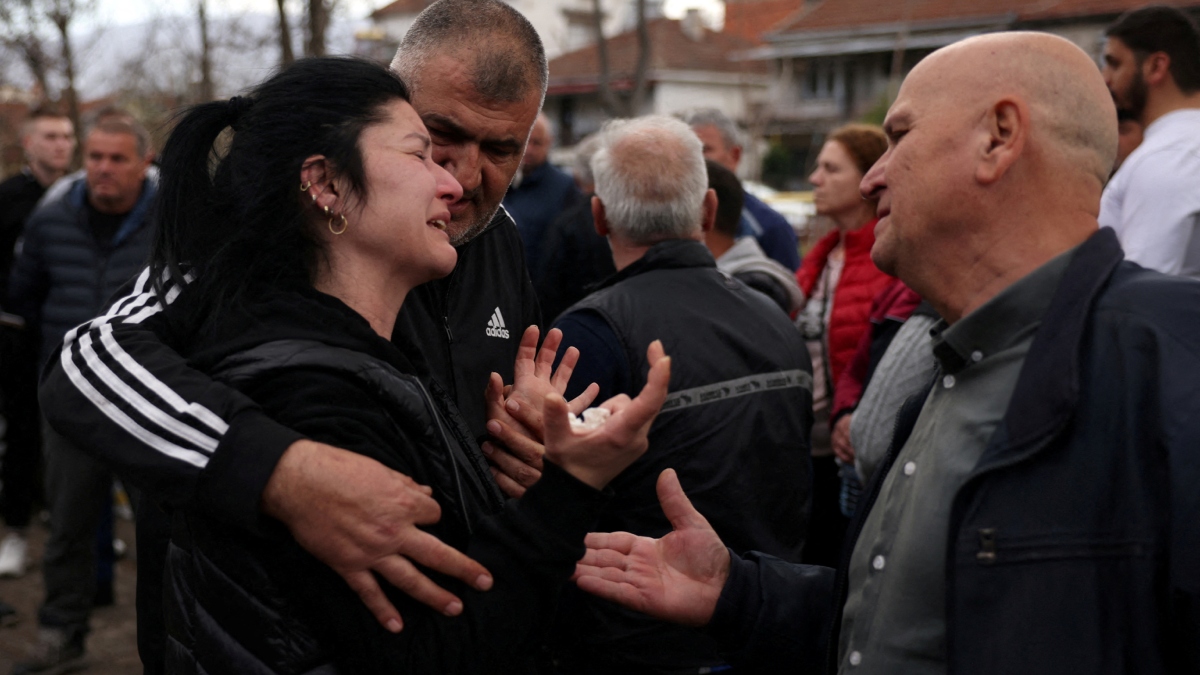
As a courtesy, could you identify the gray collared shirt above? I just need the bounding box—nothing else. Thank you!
[837,245,1078,674]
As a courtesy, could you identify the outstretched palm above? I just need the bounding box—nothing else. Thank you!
[573,469,730,627]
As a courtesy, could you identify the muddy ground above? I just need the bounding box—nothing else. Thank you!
[0,519,141,674]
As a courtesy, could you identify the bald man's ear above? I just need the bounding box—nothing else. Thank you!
[976,98,1027,185]
[592,195,610,238]
[700,188,717,234]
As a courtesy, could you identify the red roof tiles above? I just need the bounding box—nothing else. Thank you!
[548,17,767,90]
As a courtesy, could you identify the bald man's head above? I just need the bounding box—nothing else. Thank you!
[863,33,1117,317]
[918,32,1118,185]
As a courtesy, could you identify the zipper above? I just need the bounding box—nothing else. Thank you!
[976,528,997,564]
[973,529,1149,565]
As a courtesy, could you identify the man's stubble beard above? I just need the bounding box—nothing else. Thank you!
[1116,67,1148,122]
[448,203,500,246]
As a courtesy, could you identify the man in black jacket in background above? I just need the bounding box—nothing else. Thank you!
[37,1,549,671]
[573,32,1200,675]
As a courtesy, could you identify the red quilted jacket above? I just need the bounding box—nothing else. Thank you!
[795,218,894,389]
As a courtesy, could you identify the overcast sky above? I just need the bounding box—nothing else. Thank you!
[89,0,724,30]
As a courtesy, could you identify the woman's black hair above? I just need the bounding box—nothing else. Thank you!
[149,56,410,316]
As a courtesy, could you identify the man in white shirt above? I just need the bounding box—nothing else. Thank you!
[1099,5,1200,278]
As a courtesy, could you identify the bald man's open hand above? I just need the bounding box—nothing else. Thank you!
[573,468,730,626]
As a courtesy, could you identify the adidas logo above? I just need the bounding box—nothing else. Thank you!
[485,307,510,339]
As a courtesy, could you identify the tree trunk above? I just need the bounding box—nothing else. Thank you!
[47,0,81,163]
[275,0,294,65]
[197,0,215,102]
[629,0,650,115]
[305,0,328,57]
[590,0,622,117]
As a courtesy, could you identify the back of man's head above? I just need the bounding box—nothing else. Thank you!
[592,115,707,245]
[390,0,547,104]
[1107,5,1200,94]
[705,159,744,239]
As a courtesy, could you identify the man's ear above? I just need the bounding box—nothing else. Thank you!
[976,97,1027,185]
[729,145,743,168]
[301,155,342,213]
[700,188,717,234]
[592,195,610,237]
[1142,51,1172,87]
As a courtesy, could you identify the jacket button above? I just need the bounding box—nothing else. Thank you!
[903,461,916,476]
[849,651,863,666]
[943,374,956,388]
[872,555,886,571]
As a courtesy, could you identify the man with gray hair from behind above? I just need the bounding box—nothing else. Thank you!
[501,114,813,673]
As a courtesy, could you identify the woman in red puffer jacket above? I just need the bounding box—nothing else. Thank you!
[794,123,892,567]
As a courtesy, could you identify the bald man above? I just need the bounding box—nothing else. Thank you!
[572,32,1200,675]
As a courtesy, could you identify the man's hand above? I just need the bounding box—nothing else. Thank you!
[541,340,670,490]
[262,440,494,632]
[483,326,599,497]
[832,413,855,463]
[504,325,599,436]
[573,468,730,626]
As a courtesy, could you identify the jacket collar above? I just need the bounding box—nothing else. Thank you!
[68,175,158,246]
[975,227,1124,470]
[593,239,715,292]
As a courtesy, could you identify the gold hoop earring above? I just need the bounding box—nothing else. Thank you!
[300,181,312,191]
[329,213,348,235]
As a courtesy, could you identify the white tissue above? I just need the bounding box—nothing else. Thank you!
[568,407,611,431]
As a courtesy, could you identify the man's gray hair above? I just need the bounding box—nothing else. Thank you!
[677,107,742,150]
[390,0,548,104]
[591,115,707,245]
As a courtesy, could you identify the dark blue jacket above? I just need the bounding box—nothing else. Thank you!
[708,228,1200,674]
[740,192,799,271]
[8,175,156,365]
[502,162,580,280]
[552,240,813,672]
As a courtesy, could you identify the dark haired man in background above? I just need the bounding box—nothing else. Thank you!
[1100,4,1200,278]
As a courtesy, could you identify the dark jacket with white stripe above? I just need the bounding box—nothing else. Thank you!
[37,210,539,673]
[549,239,814,672]
[38,207,537,532]
[164,283,605,674]
[8,175,156,365]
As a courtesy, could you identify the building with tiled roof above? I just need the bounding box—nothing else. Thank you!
[723,0,806,44]
[739,0,1200,189]
[544,16,771,145]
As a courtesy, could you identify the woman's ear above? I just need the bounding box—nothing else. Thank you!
[300,155,341,213]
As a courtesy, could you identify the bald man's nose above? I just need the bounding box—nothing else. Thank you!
[860,159,886,200]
